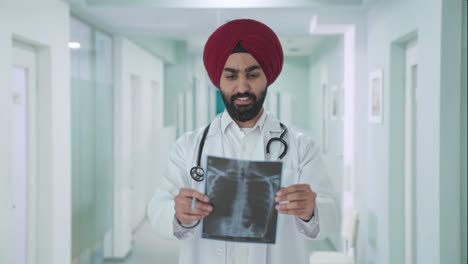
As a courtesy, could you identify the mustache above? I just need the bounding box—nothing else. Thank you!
[230,92,256,103]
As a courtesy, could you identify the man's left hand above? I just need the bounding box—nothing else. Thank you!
[275,184,316,221]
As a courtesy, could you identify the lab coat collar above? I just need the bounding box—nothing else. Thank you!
[220,109,268,135]
[263,113,283,134]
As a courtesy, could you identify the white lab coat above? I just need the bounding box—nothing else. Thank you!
[147,112,337,264]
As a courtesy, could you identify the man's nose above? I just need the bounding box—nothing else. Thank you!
[235,75,250,93]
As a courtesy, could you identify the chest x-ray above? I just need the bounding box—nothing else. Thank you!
[202,156,282,243]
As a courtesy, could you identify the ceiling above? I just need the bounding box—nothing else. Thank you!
[68,0,373,59]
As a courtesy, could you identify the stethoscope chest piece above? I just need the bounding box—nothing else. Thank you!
[189,124,211,182]
[190,166,204,182]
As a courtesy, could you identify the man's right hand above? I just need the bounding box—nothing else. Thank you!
[174,188,213,225]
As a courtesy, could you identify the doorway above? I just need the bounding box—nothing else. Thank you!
[11,41,38,264]
[404,39,418,264]
[389,33,418,264]
[130,74,144,231]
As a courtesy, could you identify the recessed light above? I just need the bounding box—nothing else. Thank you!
[68,42,81,49]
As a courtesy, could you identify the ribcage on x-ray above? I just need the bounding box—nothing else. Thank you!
[209,169,238,217]
[243,172,280,236]
[205,161,281,239]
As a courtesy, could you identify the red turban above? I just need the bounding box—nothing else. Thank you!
[203,19,284,88]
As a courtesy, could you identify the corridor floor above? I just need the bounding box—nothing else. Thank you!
[102,221,181,264]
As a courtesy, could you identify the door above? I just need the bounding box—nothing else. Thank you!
[404,39,418,264]
[185,90,194,131]
[11,42,37,264]
[177,93,185,137]
[130,74,143,231]
[279,92,293,125]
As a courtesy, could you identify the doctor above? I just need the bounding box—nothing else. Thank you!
[147,19,337,264]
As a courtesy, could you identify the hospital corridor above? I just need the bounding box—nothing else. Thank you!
[0,0,466,264]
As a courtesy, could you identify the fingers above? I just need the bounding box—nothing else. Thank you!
[175,188,212,214]
[175,197,213,214]
[275,200,315,221]
[275,192,309,202]
[276,207,309,216]
[275,184,315,202]
[275,200,310,210]
[179,188,210,203]
[275,184,316,220]
[175,188,213,225]
[276,184,310,196]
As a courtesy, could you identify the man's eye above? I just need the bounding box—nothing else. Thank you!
[225,75,235,80]
[247,73,259,79]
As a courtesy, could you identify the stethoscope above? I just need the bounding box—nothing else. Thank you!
[190,122,288,182]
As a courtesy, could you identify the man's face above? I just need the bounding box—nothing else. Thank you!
[219,53,268,122]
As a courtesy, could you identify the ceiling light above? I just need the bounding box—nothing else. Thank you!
[68,42,81,49]
[309,16,318,33]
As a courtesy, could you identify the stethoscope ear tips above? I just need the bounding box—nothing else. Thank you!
[190,166,204,182]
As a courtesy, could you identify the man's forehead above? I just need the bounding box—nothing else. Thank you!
[223,53,262,70]
[223,65,262,73]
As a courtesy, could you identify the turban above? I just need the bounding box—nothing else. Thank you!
[203,19,284,88]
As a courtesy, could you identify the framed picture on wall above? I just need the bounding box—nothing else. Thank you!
[368,69,383,123]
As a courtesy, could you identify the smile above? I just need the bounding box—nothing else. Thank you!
[234,97,253,105]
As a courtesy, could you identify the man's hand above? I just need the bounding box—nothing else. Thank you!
[275,184,316,221]
[174,188,213,225]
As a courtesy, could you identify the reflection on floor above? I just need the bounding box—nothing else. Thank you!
[77,219,335,264]
[102,221,182,264]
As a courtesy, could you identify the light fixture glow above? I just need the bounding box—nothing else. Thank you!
[68,42,81,49]
[309,16,318,33]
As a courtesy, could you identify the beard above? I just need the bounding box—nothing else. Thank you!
[221,87,268,122]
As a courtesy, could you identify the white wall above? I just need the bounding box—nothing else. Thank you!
[461,2,467,263]
[192,55,213,129]
[438,1,464,263]
[0,1,70,264]
[270,57,310,130]
[164,42,192,129]
[364,0,463,263]
[165,50,216,135]
[111,36,167,258]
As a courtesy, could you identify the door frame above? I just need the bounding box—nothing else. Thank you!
[404,39,418,264]
[388,32,418,264]
[12,40,38,264]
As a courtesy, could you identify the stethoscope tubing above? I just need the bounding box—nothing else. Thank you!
[190,122,288,182]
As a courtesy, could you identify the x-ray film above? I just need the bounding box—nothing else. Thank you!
[202,156,282,243]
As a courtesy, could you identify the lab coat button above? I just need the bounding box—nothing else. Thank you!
[216,248,223,255]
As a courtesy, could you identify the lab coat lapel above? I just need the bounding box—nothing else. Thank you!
[202,120,224,159]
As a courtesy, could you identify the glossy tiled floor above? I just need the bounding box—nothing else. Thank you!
[82,221,182,264]
[79,219,333,264]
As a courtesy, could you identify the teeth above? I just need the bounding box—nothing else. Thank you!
[238,97,249,100]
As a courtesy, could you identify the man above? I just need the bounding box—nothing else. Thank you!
[147,19,337,264]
